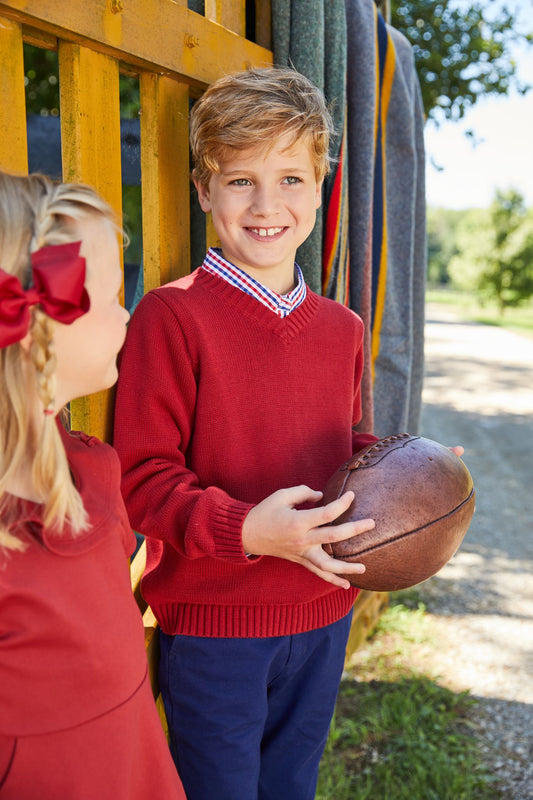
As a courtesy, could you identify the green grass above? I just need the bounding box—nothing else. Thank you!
[316,595,502,800]
[426,287,533,338]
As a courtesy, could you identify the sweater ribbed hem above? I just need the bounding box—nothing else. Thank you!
[152,587,359,638]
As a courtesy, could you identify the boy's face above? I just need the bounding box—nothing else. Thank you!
[195,133,323,294]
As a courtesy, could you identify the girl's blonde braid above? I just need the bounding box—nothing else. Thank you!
[29,181,60,415]
[24,180,87,533]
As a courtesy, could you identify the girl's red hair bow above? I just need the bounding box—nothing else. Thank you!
[0,241,90,348]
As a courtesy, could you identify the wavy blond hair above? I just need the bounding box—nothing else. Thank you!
[190,67,335,186]
[0,171,117,550]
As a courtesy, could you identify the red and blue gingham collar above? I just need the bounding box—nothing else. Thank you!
[201,248,307,318]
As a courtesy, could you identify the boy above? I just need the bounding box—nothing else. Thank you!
[113,67,378,800]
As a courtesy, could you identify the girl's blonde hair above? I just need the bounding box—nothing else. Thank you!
[0,171,116,550]
[190,67,335,187]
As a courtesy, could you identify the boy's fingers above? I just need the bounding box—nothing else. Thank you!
[321,517,375,543]
[297,547,366,589]
[307,516,375,547]
[313,547,366,574]
[301,490,355,528]
[282,485,324,507]
[296,558,356,589]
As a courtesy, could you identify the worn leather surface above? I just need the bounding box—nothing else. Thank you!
[322,434,475,591]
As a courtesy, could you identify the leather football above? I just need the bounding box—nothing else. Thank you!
[322,433,475,591]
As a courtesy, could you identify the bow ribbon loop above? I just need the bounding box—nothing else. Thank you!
[0,241,90,348]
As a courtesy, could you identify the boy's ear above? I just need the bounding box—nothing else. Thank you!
[193,177,212,213]
[314,179,324,209]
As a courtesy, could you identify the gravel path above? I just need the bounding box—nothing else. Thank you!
[416,303,533,799]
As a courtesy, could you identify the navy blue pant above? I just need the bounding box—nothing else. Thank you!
[159,611,353,800]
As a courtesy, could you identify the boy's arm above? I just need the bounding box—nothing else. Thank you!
[113,292,253,564]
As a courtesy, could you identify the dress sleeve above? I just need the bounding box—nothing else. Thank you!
[113,291,254,564]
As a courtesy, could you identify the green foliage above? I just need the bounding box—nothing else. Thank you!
[427,206,462,283]
[390,0,532,123]
[24,46,59,116]
[446,206,492,292]
[427,206,488,290]
[428,194,533,315]
[478,190,533,312]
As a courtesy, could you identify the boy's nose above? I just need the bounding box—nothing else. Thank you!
[250,186,281,216]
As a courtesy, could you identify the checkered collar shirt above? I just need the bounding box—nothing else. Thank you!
[202,247,307,318]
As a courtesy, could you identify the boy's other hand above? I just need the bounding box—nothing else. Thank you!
[242,487,375,589]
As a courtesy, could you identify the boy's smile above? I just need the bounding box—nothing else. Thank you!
[194,133,323,295]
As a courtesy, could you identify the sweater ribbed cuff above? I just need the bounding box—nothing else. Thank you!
[211,501,256,563]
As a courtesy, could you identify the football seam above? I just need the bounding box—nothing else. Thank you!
[334,487,475,560]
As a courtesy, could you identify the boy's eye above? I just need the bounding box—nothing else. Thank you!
[230,178,251,186]
[283,176,302,185]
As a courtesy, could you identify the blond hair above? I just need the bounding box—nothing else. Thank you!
[0,171,116,550]
[190,67,335,186]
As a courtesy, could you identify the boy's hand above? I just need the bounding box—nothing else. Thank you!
[242,486,375,589]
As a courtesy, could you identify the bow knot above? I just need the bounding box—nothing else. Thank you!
[0,241,90,348]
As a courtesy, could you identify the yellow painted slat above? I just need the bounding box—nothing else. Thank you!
[221,0,246,37]
[139,73,190,290]
[59,42,123,441]
[254,0,272,50]
[59,43,123,210]
[205,0,246,36]
[0,0,272,86]
[204,0,222,20]
[205,212,221,251]
[0,15,28,173]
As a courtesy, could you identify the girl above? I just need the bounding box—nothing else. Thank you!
[0,171,185,799]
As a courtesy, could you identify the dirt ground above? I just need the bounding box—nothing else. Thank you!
[412,303,533,798]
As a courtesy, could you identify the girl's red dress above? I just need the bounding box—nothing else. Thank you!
[0,425,185,799]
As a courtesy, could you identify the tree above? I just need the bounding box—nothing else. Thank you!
[446,207,491,292]
[478,190,533,313]
[427,206,463,284]
[390,0,532,123]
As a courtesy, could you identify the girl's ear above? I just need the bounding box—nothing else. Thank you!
[193,177,212,214]
[18,331,33,354]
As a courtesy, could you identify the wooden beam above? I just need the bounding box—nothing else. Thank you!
[59,42,124,441]
[0,15,28,172]
[0,1,272,87]
[140,72,191,290]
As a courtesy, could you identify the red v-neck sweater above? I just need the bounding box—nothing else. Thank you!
[113,267,377,638]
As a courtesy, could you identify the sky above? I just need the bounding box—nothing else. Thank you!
[424,2,533,210]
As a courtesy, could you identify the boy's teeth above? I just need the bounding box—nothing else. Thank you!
[251,227,283,237]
